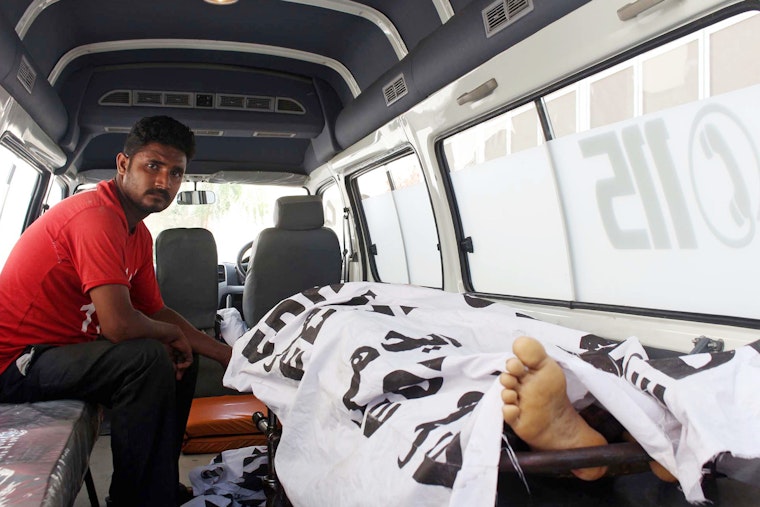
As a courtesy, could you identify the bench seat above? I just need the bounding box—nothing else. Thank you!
[0,400,100,506]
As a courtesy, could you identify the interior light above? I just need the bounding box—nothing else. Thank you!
[203,0,238,4]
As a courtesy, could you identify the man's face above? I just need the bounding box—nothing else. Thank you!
[116,142,186,214]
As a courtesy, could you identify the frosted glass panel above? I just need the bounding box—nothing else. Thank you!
[449,145,572,298]
[393,184,440,286]
[552,84,760,318]
[356,154,442,287]
[362,192,409,283]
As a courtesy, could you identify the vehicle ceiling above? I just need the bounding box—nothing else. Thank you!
[0,0,589,185]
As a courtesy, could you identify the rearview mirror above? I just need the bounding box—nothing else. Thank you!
[176,190,216,205]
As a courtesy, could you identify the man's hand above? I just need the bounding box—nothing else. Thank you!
[89,284,195,378]
[164,328,193,380]
[152,306,233,371]
[219,344,233,369]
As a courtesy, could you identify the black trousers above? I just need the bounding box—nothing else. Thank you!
[0,338,198,507]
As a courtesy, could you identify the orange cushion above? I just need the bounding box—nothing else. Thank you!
[182,433,267,454]
[182,394,268,454]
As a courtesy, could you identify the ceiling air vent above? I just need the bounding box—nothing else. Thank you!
[163,92,193,108]
[104,126,132,133]
[196,93,214,108]
[382,74,408,107]
[246,96,274,112]
[217,94,246,109]
[134,90,163,106]
[276,98,306,115]
[193,129,224,137]
[99,90,131,106]
[253,131,297,138]
[16,55,36,94]
[482,0,533,38]
[96,89,307,115]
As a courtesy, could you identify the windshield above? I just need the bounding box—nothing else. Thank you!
[144,182,306,263]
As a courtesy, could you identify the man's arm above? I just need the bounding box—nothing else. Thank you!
[89,284,194,377]
[151,306,232,369]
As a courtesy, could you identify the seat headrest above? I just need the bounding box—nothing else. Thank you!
[274,195,325,230]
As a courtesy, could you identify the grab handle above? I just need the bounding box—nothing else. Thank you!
[457,78,498,106]
[617,0,667,21]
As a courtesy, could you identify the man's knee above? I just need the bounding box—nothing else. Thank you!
[113,339,174,379]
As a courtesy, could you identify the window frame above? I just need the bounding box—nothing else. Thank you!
[317,177,349,278]
[434,2,760,330]
[43,176,69,211]
[347,147,443,287]
[0,135,49,232]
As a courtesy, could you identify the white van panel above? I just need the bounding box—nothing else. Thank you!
[315,0,758,351]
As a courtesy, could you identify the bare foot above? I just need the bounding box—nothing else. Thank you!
[500,336,608,480]
[622,432,677,482]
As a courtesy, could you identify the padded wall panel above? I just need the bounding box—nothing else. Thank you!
[334,57,418,149]
[412,0,591,99]
[334,0,591,150]
[0,10,68,143]
[305,77,343,171]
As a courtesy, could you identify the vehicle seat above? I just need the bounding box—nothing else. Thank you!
[240,196,342,499]
[242,195,342,327]
[155,227,265,454]
[156,227,218,332]
[156,227,232,398]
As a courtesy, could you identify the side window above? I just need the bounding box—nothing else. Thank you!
[44,178,67,209]
[320,182,345,259]
[354,153,442,288]
[442,103,573,299]
[0,146,42,269]
[442,10,760,320]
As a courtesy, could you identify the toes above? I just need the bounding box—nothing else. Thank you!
[501,388,518,404]
[506,357,527,376]
[502,404,520,425]
[513,336,548,369]
[500,372,518,389]
[572,466,607,481]
[649,461,677,482]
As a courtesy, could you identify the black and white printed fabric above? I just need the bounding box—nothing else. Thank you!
[224,282,760,505]
[183,446,268,507]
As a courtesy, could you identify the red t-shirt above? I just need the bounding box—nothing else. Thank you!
[0,180,164,374]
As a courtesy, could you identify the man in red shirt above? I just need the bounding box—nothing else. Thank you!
[0,116,231,506]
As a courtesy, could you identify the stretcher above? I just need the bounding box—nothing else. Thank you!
[220,283,760,506]
[245,408,760,507]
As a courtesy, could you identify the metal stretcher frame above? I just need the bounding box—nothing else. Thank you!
[252,409,760,507]
[247,336,760,506]
[250,407,663,507]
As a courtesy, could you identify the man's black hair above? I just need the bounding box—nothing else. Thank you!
[123,116,196,160]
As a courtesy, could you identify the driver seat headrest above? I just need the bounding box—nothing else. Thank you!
[274,195,325,231]
[242,194,341,328]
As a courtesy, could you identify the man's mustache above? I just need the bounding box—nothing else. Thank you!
[145,188,171,201]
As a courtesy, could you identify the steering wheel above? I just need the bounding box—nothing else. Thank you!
[236,240,254,281]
